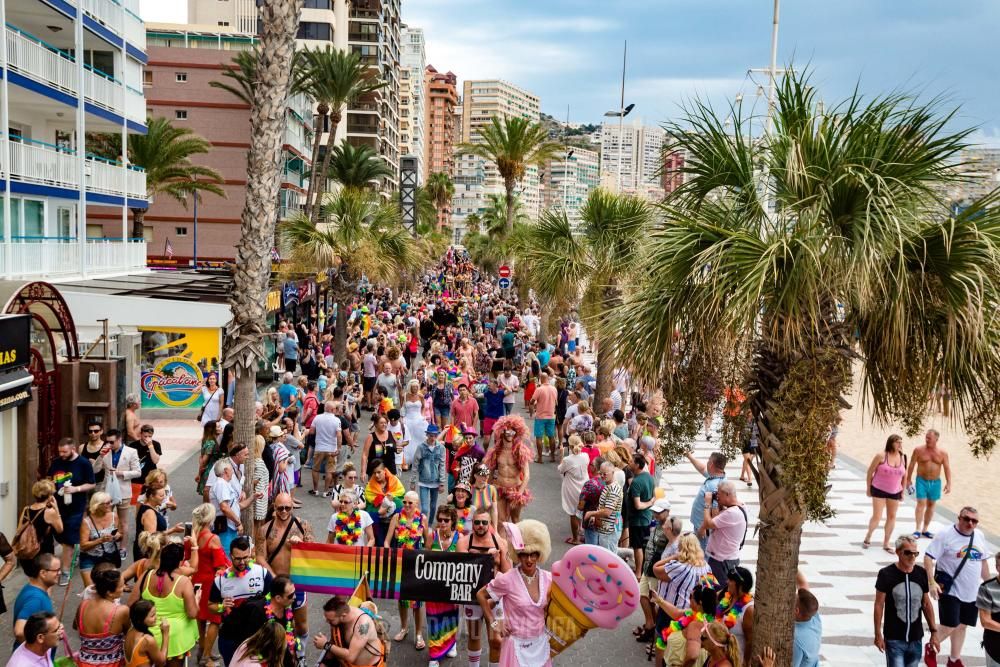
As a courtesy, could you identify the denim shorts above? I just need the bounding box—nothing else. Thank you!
[884,638,921,667]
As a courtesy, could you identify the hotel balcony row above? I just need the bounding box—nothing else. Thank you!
[1,136,147,201]
[75,0,146,50]
[0,239,147,280]
[4,25,146,126]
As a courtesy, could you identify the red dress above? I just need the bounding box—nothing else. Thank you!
[186,528,230,623]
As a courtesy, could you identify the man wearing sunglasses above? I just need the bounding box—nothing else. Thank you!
[78,421,107,488]
[875,535,939,666]
[924,507,991,667]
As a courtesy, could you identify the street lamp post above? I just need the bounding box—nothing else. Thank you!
[192,191,198,269]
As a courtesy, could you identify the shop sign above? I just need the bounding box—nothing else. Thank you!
[140,356,204,408]
[266,289,281,313]
[0,314,30,373]
[137,327,221,409]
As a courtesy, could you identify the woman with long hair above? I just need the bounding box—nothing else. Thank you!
[75,567,130,667]
[701,621,741,667]
[78,492,122,585]
[230,622,287,667]
[123,600,170,667]
[196,420,221,499]
[200,373,224,426]
[188,504,229,667]
[717,566,754,666]
[649,583,719,667]
[131,542,199,666]
[863,434,907,552]
[403,380,428,466]
[384,491,429,649]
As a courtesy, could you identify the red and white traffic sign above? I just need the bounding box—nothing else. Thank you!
[498,265,511,278]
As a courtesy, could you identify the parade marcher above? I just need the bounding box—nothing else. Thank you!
[477,519,553,667]
[219,576,299,667]
[529,372,558,462]
[364,460,405,548]
[410,423,447,524]
[874,535,938,667]
[461,507,511,667]
[865,434,908,552]
[925,507,991,667]
[483,415,533,523]
[48,437,96,585]
[426,505,461,667]
[470,463,499,528]
[905,429,951,540]
[209,537,273,666]
[362,414,399,478]
[312,596,386,667]
[700,481,748,590]
[385,491,429,649]
[328,488,376,546]
[310,401,343,498]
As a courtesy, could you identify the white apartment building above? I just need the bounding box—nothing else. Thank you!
[451,152,486,243]
[459,79,542,218]
[1,0,149,280]
[599,121,666,201]
[541,146,600,229]
[399,25,425,183]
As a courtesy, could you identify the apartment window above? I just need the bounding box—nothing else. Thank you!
[143,70,153,86]
[175,72,188,83]
[218,21,230,27]
[143,226,154,242]
[175,227,188,236]
[297,21,332,41]
[175,110,188,120]
[303,0,332,7]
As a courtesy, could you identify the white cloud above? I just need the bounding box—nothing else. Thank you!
[628,77,747,122]
[969,128,1000,148]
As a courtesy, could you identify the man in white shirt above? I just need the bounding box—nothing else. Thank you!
[700,481,749,589]
[925,507,992,667]
[498,367,520,416]
[310,401,342,498]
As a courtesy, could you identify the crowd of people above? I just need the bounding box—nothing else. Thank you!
[0,246,997,667]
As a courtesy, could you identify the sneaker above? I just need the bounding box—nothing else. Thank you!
[119,548,128,562]
[924,642,937,667]
[308,490,319,496]
[58,572,70,586]
[447,646,457,658]
[322,491,332,498]
[946,660,964,667]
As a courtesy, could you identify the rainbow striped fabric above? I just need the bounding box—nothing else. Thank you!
[290,543,403,600]
[52,471,73,487]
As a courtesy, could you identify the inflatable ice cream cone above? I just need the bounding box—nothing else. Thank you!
[546,545,640,656]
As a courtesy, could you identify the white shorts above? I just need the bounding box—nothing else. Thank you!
[463,604,483,621]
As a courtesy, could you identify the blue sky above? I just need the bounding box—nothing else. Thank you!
[140,0,1000,145]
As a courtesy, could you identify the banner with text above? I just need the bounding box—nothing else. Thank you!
[290,542,493,605]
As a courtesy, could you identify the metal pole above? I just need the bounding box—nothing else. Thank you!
[563,104,570,213]
[192,193,198,269]
[75,5,87,277]
[616,40,626,194]
[0,0,11,279]
[764,0,780,136]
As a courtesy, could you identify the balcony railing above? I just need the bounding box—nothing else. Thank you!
[347,124,379,136]
[0,239,148,279]
[81,0,124,37]
[84,66,124,115]
[349,32,379,43]
[125,86,146,124]
[124,9,146,49]
[3,137,146,200]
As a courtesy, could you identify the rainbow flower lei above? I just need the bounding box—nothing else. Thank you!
[717,592,753,629]
[660,610,711,643]
[264,593,299,654]
[395,512,423,549]
[455,506,473,534]
[225,559,255,578]
[334,511,363,546]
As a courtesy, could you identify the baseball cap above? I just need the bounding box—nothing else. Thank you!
[651,498,672,514]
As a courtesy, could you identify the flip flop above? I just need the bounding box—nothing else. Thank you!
[911,531,921,539]
[883,546,895,554]
[393,629,408,642]
[862,541,870,549]
[565,537,580,545]
[921,531,935,539]
[415,635,426,651]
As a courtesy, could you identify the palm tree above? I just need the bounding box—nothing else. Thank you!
[89,117,225,239]
[297,47,386,222]
[519,188,652,400]
[600,72,1000,664]
[403,186,438,234]
[326,140,393,190]
[209,49,305,106]
[279,188,417,362]
[222,0,303,531]
[481,193,528,236]
[458,115,562,235]
[425,171,455,230]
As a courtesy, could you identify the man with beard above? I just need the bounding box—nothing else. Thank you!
[255,492,314,660]
[313,596,385,667]
[483,415,533,523]
[460,508,510,667]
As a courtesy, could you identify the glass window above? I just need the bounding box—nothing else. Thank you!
[57,207,74,238]
[303,0,332,7]
[19,200,44,239]
[297,22,332,41]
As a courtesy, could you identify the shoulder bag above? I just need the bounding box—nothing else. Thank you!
[934,531,976,595]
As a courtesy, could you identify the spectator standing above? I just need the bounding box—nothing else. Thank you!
[793,588,822,667]
[925,507,991,667]
[685,451,727,549]
[9,611,61,667]
[100,428,141,562]
[584,461,623,553]
[12,553,59,646]
[129,424,162,504]
[700,481,749,589]
[874,535,939,667]
[47,437,96,585]
[977,552,1000,667]
[309,401,342,497]
[282,328,299,374]
[627,453,657,578]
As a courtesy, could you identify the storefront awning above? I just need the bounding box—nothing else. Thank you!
[0,367,33,411]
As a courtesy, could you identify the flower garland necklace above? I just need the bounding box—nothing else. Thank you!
[717,592,753,629]
[455,506,473,534]
[396,512,423,549]
[334,511,363,546]
[264,593,299,654]
[226,559,255,578]
[660,610,711,642]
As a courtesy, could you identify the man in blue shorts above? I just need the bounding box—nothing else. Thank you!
[530,372,559,462]
[905,429,951,539]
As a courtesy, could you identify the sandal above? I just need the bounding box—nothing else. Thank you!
[565,537,580,545]
[862,541,870,549]
[632,625,645,637]
[635,627,655,642]
[415,635,426,651]
[393,629,408,642]
[883,546,895,554]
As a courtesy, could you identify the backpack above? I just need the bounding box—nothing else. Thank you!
[12,506,42,560]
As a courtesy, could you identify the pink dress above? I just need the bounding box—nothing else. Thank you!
[486,567,553,667]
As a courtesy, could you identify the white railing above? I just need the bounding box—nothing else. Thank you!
[284,122,312,158]
[81,0,124,35]
[121,0,141,14]
[124,9,145,49]
[84,68,124,114]
[5,27,77,95]
[125,87,146,124]
[8,139,77,189]
[0,240,148,279]
[126,168,147,200]
[86,158,122,195]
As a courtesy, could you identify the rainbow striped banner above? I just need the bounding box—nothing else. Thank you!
[291,543,403,600]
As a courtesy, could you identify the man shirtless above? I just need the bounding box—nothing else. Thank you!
[483,419,533,523]
[123,394,141,442]
[313,596,384,667]
[905,429,951,538]
[255,493,314,649]
[460,508,511,667]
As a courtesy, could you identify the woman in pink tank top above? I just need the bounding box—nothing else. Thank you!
[863,434,907,552]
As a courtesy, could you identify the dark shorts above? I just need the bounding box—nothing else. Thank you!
[362,376,377,393]
[741,443,759,455]
[284,358,297,373]
[628,524,651,550]
[57,513,84,546]
[292,589,308,611]
[939,594,978,628]
[870,485,903,501]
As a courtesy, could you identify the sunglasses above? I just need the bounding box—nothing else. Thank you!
[403,501,416,506]
[901,549,920,557]
[274,506,293,512]
[437,517,452,523]
[88,428,101,434]
[346,474,358,479]
[473,520,490,526]
[960,516,979,525]
[103,440,116,445]
[518,551,541,558]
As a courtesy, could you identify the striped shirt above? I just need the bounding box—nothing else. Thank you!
[659,560,713,607]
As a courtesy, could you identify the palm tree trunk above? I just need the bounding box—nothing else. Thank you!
[593,285,620,407]
[304,106,328,217]
[309,113,341,225]
[331,276,352,365]
[223,0,302,530]
[504,183,515,237]
[130,207,145,241]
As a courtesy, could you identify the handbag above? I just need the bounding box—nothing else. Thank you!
[197,388,220,421]
[12,506,41,560]
[934,531,976,595]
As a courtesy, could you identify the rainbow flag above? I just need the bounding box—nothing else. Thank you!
[291,543,402,600]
